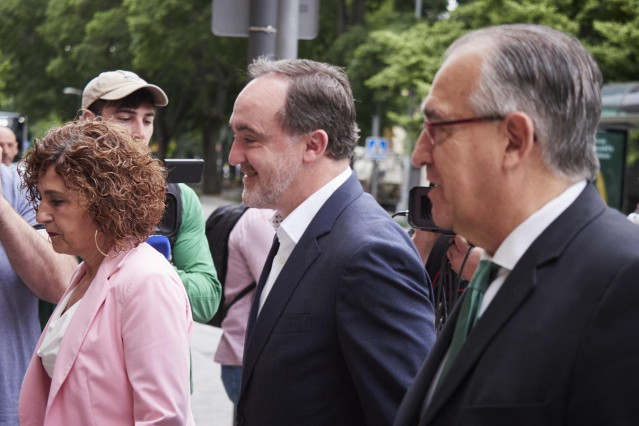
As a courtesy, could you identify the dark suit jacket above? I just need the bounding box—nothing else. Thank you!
[236,173,436,426]
[394,184,639,426]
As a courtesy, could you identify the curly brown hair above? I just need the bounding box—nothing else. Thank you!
[20,119,167,252]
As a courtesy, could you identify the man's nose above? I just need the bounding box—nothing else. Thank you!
[228,139,243,166]
[129,120,144,140]
[411,130,434,168]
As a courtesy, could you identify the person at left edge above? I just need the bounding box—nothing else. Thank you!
[80,70,220,324]
[0,150,77,426]
[0,126,19,167]
[18,119,194,425]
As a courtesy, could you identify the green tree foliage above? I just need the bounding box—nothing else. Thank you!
[0,0,248,193]
[321,1,425,138]
[583,0,639,81]
[0,53,10,104]
[122,0,248,192]
[0,0,68,124]
[350,0,638,149]
[453,0,576,31]
[353,19,466,144]
[38,0,134,103]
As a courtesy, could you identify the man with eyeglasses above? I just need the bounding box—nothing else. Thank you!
[395,24,639,426]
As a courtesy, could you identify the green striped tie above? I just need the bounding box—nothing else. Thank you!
[436,260,499,387]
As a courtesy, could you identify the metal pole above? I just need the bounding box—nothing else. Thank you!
[398,157,423,213]
[248,0,278,63]
[370,105,381,200]
[399,89,422,212]
[63,87,83,111]
[415,0,423,17]
[276,0,299,59]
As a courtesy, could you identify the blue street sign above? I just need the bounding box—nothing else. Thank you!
[365,137,388,160]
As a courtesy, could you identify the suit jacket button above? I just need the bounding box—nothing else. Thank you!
[236,414,245,426]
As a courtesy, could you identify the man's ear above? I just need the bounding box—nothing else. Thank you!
[502,112,536,170]
[81,110,96,120]
[302,129,329,163]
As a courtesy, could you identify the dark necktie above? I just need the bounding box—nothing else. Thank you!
[436,259,499,387]
[245,235,280,340]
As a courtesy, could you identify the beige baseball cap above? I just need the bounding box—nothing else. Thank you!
[81,70,168,110]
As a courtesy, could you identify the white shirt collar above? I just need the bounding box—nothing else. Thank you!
[275,167,352,245]
[257,167,353,314]
[488,180,587,270]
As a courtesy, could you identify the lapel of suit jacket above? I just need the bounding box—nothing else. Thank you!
[46,249,130,406]
[241,173,363,391]
[394,299,459,426]
[421,184,606,425]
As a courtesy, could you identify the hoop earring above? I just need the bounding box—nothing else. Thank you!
[95,230,117,258]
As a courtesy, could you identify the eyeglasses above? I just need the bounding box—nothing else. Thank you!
[423,115,504,145]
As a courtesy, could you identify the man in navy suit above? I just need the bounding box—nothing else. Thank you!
[229,58,436,426]
[395,24,639,425]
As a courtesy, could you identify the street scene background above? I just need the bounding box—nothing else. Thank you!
[190,192,237,425]
[2,0,639,214]
[192,323,233,425]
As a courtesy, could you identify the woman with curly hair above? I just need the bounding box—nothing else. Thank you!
[18,120,195,425]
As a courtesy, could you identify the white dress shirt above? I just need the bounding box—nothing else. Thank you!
[258,167,352,314]
[423,180,587,410]
[479,180,587,316]
[37,288,81,378]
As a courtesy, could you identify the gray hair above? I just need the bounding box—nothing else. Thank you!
[447,24,602,181]
[248,57,360,160]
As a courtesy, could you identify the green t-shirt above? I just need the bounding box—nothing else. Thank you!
[173,183,221,323]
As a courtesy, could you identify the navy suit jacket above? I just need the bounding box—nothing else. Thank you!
[394,184,639,426]
[236,173,436,426]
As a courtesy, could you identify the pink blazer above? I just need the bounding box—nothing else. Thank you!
[19,243,195,425]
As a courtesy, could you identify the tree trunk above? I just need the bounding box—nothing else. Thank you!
[202,117,222,194]
[155,110,168,160]
[351,0,366,26]
[201,66,238,194]
[337,0,346,34]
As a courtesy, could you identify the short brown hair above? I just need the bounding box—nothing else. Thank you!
[20,119,167,252]
[248,58,360,160]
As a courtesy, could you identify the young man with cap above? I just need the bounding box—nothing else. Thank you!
[81,70,221,326]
